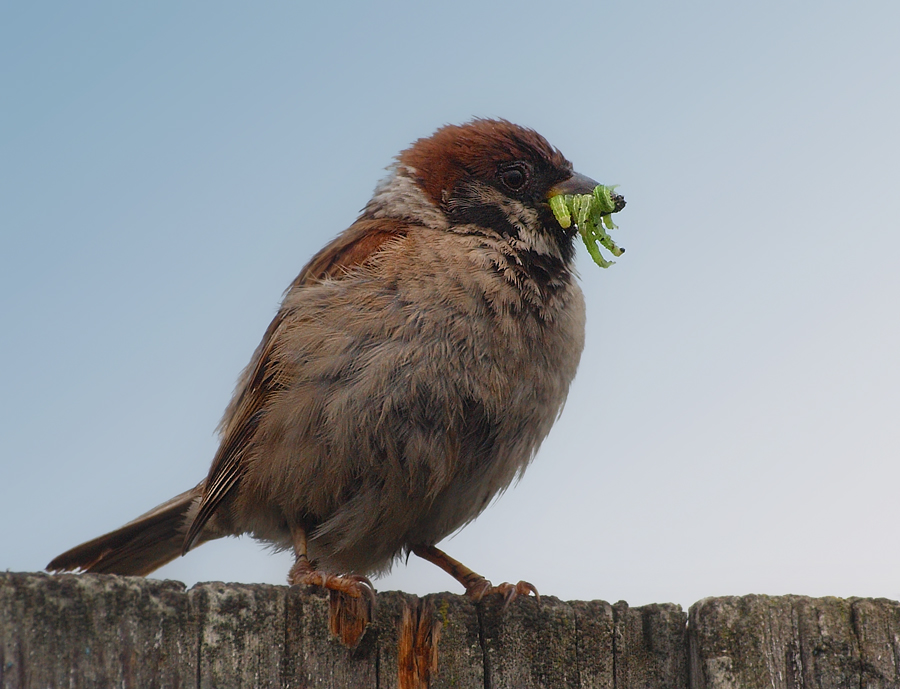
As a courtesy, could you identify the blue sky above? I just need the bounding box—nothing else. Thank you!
[2,1,899,609]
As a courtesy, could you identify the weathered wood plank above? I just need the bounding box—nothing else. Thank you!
[688,594,900,689]
[480,595,580,688]
[192,581,286,688]
[427,593,485,689]
[850,597,900,687]
[0,571,196,689]
[613,601,688,689]
[282,586,380,688]
[571,600,615,688]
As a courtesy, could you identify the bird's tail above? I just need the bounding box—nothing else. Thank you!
[47,486,205,576]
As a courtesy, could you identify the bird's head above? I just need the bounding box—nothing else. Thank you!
[390,119,605,266]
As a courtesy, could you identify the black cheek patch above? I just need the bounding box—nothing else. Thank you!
[445,183,521,239]
[448,202,521,240]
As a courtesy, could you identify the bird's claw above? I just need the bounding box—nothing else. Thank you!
[466,578,540,609]
[288,562,377,606]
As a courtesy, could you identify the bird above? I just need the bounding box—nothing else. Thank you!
[48,118,624,615]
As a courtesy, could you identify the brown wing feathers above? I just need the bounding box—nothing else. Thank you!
[182,220,409,552]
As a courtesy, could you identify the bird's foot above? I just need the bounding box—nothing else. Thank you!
[411,543,539,609]
[288,555,375,646]
[288,563,376,601]
[466,577,540,608]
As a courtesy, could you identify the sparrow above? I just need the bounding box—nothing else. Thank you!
[48,118,624,613]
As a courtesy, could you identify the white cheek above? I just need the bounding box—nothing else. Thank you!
[491,194,561,260]
[366,165,448,231]
[515,224,559,258]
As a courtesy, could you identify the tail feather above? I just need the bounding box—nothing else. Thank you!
[47,486,204,577]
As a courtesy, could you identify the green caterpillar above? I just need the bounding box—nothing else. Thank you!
[549,184,624,268]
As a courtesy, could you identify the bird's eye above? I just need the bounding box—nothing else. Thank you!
[500,164,528,191]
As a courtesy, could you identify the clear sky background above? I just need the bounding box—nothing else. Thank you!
[2,2,898,611]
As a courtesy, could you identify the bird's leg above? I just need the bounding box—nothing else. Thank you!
[411,544,539,607]
[287,524,375,646]
[287,524,376,600]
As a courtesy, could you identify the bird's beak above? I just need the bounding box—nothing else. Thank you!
[546,172,601,199]
[546,172,627,214]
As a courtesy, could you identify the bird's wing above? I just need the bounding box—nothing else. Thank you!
[182,219,409,552]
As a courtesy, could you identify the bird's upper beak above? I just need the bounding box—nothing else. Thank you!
[546,172,601,199]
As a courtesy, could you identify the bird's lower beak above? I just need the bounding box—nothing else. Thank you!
[546,172,601,199]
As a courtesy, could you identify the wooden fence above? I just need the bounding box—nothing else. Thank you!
[2,571,899,688]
